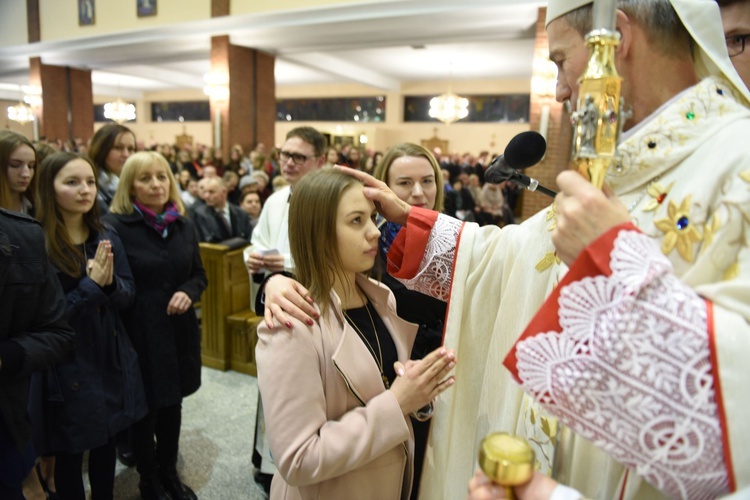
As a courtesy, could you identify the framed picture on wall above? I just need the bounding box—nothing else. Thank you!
[78,0,95,26]
[137,0,157,17]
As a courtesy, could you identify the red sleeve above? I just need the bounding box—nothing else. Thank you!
[386,207,440,280]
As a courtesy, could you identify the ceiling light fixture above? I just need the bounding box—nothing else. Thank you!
[203,73,229,102]
[429,65,469,126]
[103,97,136,123]
[429,91,469,126]
[7,101,35,125]
[203,73,229,148]
[7,85,42,127]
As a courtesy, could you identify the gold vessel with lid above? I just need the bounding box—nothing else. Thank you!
[478,433,535,499]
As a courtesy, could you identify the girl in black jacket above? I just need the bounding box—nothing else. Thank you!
[31,152,147,499]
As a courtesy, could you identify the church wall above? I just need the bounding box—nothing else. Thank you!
[231,0,374,15]
[0,1,28,47]
[38,0,210,42]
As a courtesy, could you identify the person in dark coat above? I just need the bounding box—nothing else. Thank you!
[87,124,136,215]
[29,152,147,499]
[191,177,253,245]
[0,208,75,500]
[104,151,207,500]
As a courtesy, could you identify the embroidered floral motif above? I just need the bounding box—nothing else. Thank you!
[653,195,703,262]
[546,202,557,231]
[535,251,561,273]
[701,216,722,255]
[611,77,746,193]
[642,181,674,212]
[723,262,740,281]
[536,203,561,273]
[521,398,558,470]
[515,230,728,500]
[397,214,461,301]
[741,171,750,183]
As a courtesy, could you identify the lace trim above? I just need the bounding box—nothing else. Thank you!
[396,214,462,301]
[516,230,727,500]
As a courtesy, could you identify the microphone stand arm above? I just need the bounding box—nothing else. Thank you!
[509,172,557,198]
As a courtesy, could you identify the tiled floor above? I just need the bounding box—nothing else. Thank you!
[112,367,268,499]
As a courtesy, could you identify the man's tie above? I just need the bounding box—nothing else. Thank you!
[215,209,231,239]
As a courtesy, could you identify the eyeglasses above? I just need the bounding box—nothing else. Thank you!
[726,34,748,58]
[279,150,316,165]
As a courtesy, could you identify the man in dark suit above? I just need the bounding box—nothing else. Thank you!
[191,177,253,245]
[0,209,75,499]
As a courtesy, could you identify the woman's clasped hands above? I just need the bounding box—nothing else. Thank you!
[86,239,114,287]
[390,347,456,416]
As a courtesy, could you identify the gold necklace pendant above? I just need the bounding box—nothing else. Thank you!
[382,374,390,389]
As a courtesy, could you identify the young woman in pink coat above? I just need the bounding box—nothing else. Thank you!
[255,169,456,500]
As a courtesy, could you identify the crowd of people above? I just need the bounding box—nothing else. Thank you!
[2,0,749,499]
[0,121,508,500]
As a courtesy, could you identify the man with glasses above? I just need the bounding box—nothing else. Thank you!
[246,126,326,278]
[719,0,750,88]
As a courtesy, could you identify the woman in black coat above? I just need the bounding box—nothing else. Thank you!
[30,152,147,499]
[104,151,207,500]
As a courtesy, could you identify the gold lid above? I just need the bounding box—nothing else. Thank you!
[478,433,535,486]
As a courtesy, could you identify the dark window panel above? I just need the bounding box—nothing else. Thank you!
[276,96,386,122]
[403,94,530,123]
[150,101,211,122]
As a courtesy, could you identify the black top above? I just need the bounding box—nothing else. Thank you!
[344,301,398,387]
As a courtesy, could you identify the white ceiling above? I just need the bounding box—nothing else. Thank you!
[0,0,544,100]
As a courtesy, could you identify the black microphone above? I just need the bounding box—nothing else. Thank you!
[485,131,557,198]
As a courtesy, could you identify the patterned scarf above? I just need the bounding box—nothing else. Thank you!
[133,200,181,238]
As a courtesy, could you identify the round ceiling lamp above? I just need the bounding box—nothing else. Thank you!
[429,92,469,125]
[103,98,136,123]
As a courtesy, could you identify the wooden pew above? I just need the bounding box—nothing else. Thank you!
[198,242,261,375]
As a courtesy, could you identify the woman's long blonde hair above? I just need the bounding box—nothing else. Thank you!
[289,169,360,313]
[109,151,185,215]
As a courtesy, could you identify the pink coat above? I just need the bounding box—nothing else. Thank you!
[256,274,419,500]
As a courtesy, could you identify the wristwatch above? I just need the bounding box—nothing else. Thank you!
[411,402,434,422]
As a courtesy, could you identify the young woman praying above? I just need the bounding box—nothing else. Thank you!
[255,169,456,499]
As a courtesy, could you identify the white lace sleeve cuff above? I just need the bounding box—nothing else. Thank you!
[515,228,728,499]
[396,213,462,301]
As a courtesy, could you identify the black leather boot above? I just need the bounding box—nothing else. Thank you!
[139,476,173,500]
[159,472,197,500]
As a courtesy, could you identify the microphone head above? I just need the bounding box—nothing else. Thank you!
[484,156,514,184]
[504,131,547,169]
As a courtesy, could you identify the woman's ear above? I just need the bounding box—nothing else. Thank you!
[615,9,633,59]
